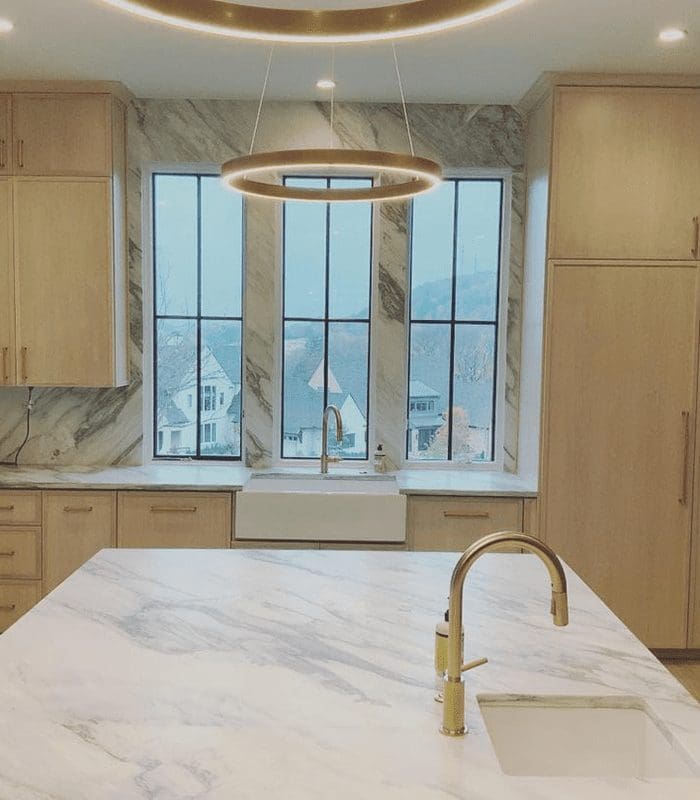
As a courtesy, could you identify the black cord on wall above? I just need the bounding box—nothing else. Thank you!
[0,387,34,467]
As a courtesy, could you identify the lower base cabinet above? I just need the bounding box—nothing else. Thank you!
[0,582,41,632]
[42,491,116,594]
[117,492,232,549]
[407,497,525,551]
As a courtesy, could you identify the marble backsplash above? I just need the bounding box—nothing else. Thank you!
[0,99,524,470]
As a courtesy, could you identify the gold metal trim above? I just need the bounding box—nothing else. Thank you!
[222,148,442,202]
[101,0,526,44]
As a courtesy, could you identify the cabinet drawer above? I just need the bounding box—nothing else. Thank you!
[408,497,523,551]
[0,491,41,525]
[0,529,41,579]
[0,581,41,632]
[43,491,116,594]
[118,492,232,549]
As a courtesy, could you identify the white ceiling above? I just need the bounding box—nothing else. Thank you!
[1,0,699,104]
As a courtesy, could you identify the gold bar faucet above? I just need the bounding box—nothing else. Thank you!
[320,405,343,474]
[441,531,569,737]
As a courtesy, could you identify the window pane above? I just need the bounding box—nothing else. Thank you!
[201,320,242,457]
[155,319,197,457]
[154,175,198,316]
[452,325,496,462]
[328,322,369,459]
[455,181,502,322]
[201,176,243,318]
[408,323,450,460]
[282,321,326,459]
[329,180,372,319]
[410,181,455,321]
[284,179,327,318]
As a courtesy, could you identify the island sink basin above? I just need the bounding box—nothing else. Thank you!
[235,473,407,542]
[479,696,698,779]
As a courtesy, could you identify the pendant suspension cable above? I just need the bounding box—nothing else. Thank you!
[329,47,336,149]
[392,43,414,157]
[250,46,275,155]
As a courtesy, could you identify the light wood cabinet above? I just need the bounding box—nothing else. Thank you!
[42,491,116,594]
[0,84,129,388]
[407,496,524,551]
[0,529,41,579]
[0,582,41,633]
[118,492,232,549]
[550,87,700,261]
[13,178,122,386]
[0,491,42,526]
[540,263,699,648]
[0,95,10,176]
[0,179,14,385]
[12,94,111,177]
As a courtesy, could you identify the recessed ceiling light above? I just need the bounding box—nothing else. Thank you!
[316,78,336,90]
[0,18,14,33]
[659,28,687,43]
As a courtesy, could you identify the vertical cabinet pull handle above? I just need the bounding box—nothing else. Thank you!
[692,217,700,260]
[1,347,8,383]
[0,139,5,169]
[679,411,691,506]
[20,347,28,383]
[17,139,24,169]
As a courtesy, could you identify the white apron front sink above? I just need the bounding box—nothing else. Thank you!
[235,473,407,542]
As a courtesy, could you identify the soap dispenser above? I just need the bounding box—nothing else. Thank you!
[373,443,387,473]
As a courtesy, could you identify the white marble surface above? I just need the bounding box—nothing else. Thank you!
[0,464,536,495]
[0,550,697,799]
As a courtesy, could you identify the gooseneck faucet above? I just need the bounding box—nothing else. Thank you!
[320,405,343,474]
[441,531,569,737]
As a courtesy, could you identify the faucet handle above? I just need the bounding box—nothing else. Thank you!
[461,657,488,673]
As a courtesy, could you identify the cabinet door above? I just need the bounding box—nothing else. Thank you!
[14,178,116,387]
[540,263,698,648]
[407,497,524,551]
[0,95,11,175]
[13,94,111,177]
[550,87,700,261]
[0,179,14,385]
[117,492,232,548]
[43,491,116,594]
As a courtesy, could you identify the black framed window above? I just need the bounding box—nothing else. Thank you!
[281,177,373,460]
[407,178,504,463]
[153,173,243,460]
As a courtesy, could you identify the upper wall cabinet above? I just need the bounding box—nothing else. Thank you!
[0,83,130,388]
[0,96,10,176]
[550,87,700,261]
[12,94,111,177]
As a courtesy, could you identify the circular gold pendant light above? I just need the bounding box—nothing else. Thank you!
[222,149,442,202]
[101,0,526,44]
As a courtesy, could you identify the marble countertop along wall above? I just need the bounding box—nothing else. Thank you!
[0,550,697,799]
[0,464,537,496]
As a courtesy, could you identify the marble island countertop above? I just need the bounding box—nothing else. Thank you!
[0,463,537,496]
[0,549,698,799]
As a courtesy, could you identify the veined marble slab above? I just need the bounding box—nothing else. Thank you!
[0,464,537,495]
[0,550,697,798]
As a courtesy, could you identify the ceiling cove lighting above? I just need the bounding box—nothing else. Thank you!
[0,18,14,33]
[659,28,688,43]
[100,0,527,44]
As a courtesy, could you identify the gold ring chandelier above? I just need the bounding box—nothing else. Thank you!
[101,0,526,44]
[222,149,442,202]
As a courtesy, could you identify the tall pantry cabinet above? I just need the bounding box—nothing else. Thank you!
[0,83,129,388]
[526,77,700,650]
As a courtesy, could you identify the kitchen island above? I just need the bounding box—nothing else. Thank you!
[0,549,698,799]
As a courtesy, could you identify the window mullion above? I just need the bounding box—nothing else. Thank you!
[195,175,203,459]
[447,179,459,462]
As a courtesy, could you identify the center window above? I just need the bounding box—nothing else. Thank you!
[281,177,373,460]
